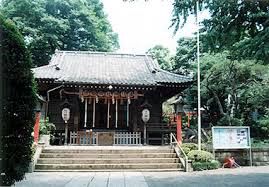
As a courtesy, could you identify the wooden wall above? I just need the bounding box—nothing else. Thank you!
[47,89,164,132]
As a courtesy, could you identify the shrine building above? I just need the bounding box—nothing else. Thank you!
[33,51,192,146]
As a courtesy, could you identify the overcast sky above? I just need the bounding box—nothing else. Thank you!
[101,0,199,54]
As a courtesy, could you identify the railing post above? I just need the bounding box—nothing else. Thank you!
[170,133,173,148]
[185,156,188,172]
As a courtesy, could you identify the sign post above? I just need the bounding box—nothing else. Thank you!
[212,126,252,166]
[142,109,150,145]
[62,108,70,145]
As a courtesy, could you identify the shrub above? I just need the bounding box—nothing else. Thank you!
[182,147,191,155]
[208,160,221,170]
[181,143,207,154]
[187,150,214,162]
[181,143,198,155]
[39,118,55,135]
[192,160,220,171]
[0,15,37,186]
[182,143,198,150]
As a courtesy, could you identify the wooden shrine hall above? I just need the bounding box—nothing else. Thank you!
[33,51,192,146]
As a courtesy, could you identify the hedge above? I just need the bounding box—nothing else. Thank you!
[192,160,220,171]
[0,15,37,186]
[187,150,214,162]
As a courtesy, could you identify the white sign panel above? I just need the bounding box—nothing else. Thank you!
[212,126,250,149]
[62,108,70,123]
[142,109,150,123]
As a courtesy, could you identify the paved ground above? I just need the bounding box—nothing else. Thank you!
[14,166,269,187]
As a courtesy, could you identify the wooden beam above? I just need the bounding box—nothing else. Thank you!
[107,100,110,128]
[93,98,95,128]
[127,99,129,127]
[84,98,87,128]
[115,99,118,128]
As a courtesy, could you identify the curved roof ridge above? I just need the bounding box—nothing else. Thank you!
[54,50,152,57]
[157,68,193,80]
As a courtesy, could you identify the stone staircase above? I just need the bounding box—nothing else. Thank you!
[34,146,183,172]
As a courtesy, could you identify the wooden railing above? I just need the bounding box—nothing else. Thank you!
[70,131,98,145]
[170,133,189,172]
[114,132,141,145]
[146,123,176,132]
[69,131,141,145]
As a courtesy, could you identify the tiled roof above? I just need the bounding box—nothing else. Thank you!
[33,51,192,86]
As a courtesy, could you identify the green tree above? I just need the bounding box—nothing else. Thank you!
[147,45,174,70]
[184,52,269,138]
[171,0,269,63]
[1,0,119,66]
[173,37,197,75]
[0,15,37,186]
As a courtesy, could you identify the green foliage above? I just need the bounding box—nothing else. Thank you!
[172,0,269,140]
[172,0,269,63]
[255,109,269,139]
[192,160,220,171]
[187,150,214,162]
[181,143,207,155]
[182,147,191,155]
[217,116,243,126]
[147,45,174,70]
[1,0,119,66]
[39,118,56,135]
[0,15,37,186]
[173,37,196,75]
[182,143,198,151]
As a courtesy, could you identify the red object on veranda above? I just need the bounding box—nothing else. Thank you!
[34,112,41,144]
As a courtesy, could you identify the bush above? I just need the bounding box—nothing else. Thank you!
[181,143,198,155]
[182,143,198,150]
[182,147,191,155]
[187,150,214,162]
[39,118,55,135]
[0,15,37,186]
[192,160,220,171]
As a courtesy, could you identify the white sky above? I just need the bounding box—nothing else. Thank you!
[101,0,201,54]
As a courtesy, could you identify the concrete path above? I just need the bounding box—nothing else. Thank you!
[14,166,269,187]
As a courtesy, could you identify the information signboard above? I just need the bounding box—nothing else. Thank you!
[212,126,251,149]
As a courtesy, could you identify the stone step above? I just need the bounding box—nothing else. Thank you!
[34,168,184,172]
[42,149,174,154]
[37,158,180,164]
[35,163,181,170]
[39,153,177,158]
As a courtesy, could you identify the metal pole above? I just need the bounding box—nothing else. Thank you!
[196,0,202,151]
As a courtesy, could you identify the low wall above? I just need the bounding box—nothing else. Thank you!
[211,148,269,166]
[252,148,269,166]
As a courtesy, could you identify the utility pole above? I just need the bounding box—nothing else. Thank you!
[196,0,202,151]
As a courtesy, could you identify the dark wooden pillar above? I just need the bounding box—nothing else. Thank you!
[132,100,138,132]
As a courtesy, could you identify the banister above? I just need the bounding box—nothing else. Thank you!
[170,133,189,172]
